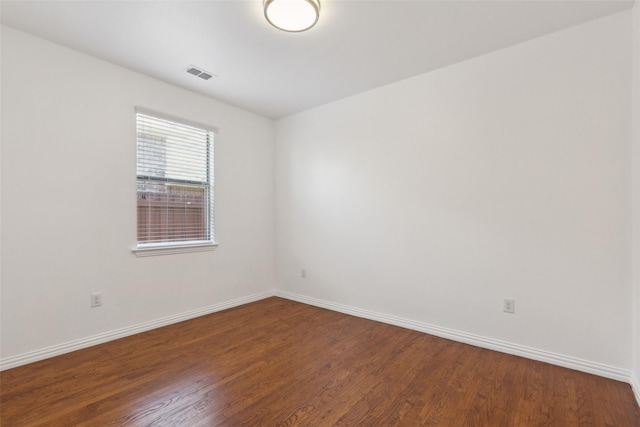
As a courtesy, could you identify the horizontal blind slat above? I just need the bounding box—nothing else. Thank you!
[136,111,214,246]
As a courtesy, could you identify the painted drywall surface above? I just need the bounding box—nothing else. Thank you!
[275,12,632,368]
[633,1,640,395]
[0,26,276,359]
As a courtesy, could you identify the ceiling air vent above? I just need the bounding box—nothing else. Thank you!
[185,65,216,81]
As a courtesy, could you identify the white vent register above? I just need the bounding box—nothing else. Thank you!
[185,65,215,81]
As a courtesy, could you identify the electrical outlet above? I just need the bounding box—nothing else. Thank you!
[91,292,102,307]
[503,298,515,313]
[301,269,306,278]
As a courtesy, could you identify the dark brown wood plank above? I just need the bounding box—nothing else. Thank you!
[1,297,639,426]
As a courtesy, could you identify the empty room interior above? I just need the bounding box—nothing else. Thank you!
[2,0,640,425]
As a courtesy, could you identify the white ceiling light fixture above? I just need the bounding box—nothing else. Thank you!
[264,0,320,32]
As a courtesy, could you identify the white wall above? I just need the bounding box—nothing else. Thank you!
[632,1,640,400]
[0,26,276,361]
[275,11,633,371]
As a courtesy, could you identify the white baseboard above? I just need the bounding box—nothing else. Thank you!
[0,290,274,371]
[274,290,633,383]
[632,374,640,408]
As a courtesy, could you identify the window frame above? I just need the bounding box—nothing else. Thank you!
[132,107,218,257]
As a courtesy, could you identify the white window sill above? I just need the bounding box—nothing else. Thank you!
[133,242,218,257]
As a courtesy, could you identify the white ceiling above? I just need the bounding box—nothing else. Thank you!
[0,0,633,119]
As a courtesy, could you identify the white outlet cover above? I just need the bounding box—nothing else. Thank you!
[503,298,515,313]
[91,292,102,307]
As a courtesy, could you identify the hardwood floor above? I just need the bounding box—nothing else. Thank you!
[1,297,639,426]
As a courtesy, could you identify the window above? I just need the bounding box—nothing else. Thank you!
[135,109,216,256]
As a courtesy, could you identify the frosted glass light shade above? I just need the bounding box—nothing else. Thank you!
[264,0,320,32]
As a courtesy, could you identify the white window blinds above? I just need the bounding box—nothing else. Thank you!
[136,110,215,247]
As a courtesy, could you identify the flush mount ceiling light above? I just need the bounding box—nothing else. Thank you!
[264,0,320,32]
